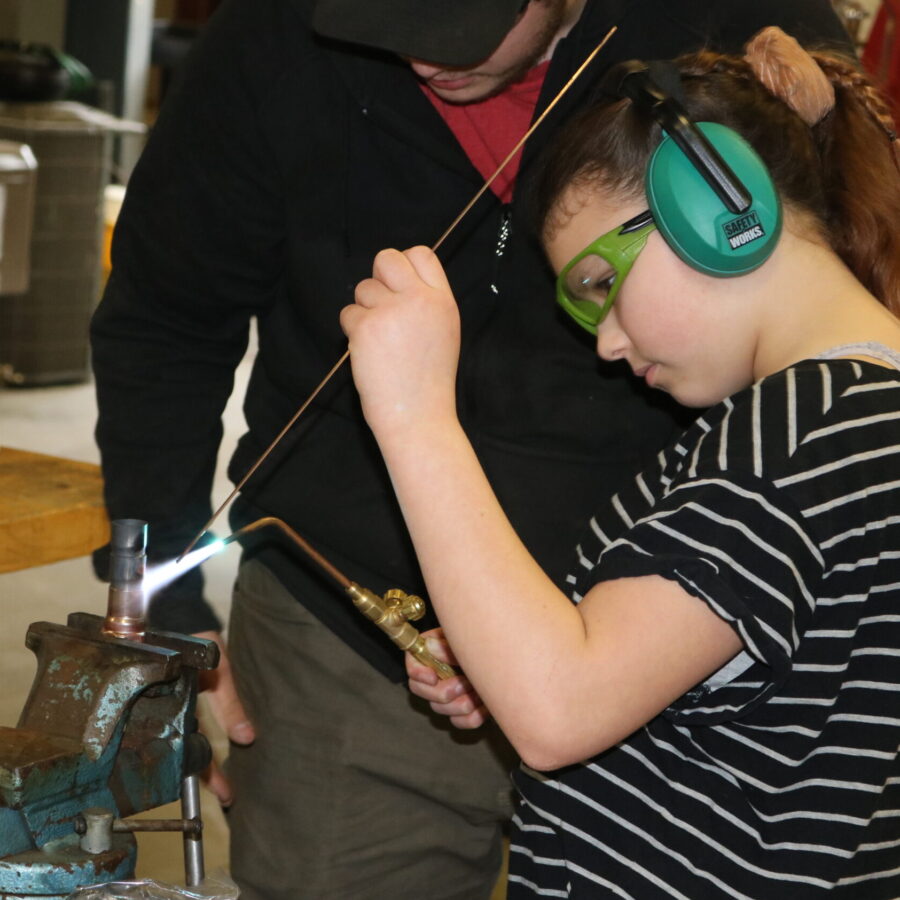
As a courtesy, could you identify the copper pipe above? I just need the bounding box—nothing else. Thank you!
[103,519,148,640]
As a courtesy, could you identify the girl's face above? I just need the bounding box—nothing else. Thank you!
[545,185,760,408]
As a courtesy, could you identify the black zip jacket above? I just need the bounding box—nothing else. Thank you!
[90,0,851,680]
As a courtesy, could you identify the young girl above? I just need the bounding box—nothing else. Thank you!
[340,27,900,898]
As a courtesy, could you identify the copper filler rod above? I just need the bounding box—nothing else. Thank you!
[178,28,616,561]
[432,31,614,251]
[179,353,350,559]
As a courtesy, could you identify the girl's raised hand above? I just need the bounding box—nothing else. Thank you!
[341,246,461,440]
[406,627,491,730]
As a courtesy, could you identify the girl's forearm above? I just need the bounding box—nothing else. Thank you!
[376,417,591,763]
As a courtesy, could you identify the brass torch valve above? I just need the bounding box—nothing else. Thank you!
[346,585,455,680]
[219,517,456,681]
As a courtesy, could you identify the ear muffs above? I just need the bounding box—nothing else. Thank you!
[647,123,782,276]
[608,61,782,277]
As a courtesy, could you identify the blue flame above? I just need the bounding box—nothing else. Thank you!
[142,540,226,599]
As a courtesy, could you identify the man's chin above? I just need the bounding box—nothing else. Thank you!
[425,70,529,105]
[425,78,495,105]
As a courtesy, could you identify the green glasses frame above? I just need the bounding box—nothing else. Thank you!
[555,209,656,335]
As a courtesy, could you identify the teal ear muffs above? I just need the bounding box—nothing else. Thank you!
[609,61,782,277]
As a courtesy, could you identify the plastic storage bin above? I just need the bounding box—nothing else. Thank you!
[0,139,37,295]
[0,101,143,385]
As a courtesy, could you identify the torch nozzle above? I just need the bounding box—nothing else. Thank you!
[162,516,454,681]
[146,517,350,606]
[222,517,352,590]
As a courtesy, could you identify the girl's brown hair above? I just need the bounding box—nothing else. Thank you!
[533,44,900,315]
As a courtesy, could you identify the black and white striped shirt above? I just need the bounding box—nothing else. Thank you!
[509,359,900,899]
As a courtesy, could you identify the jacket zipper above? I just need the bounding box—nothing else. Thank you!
[490,206,512,296]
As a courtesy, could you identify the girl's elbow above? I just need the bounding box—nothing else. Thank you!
[512,727,615,772]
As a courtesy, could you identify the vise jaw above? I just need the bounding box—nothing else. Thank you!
[0,613,218,899]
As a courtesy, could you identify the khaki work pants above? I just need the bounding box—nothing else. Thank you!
[226,559,516,899]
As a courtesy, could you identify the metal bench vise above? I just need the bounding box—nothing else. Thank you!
[0,521,219,899]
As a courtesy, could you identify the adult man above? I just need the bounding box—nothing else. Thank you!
[91,1,851,897]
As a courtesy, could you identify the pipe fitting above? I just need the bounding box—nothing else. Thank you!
[103,518,148,640]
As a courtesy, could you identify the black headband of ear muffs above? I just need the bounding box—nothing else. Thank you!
[601,60,752,215]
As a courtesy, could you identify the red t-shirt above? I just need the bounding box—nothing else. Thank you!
[422,61,551,204]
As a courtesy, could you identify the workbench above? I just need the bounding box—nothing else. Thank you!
[0,446,109,573]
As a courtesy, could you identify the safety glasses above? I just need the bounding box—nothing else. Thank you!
[555,210,656,335]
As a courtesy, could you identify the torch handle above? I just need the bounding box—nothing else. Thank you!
[346,583,456,680]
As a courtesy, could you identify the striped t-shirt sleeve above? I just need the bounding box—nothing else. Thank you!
[594,469,824,723]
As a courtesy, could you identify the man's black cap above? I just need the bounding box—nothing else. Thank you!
[312,0,528,67]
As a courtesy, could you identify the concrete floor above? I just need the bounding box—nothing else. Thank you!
[0,339,254,887]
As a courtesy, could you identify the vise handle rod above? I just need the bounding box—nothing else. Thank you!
[75,811,203,836]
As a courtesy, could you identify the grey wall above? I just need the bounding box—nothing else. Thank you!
[0,0,67,46]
